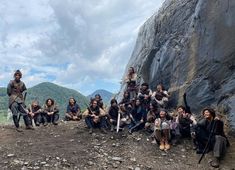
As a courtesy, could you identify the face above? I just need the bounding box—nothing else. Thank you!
[203,110,212,120]
[124,92,129,98]
[142,85,148,90]
[160,111,166,118]
[15,74,21,81]
[157,85,162,91]
[92,101,98,108]
[112,102,117,107]
[177,108,184,114]
[69,98,75,105]
[95,96,100,101]
[47,100,52,106]
[128,67,134,74]
[136,100,140,106]
[32,102,38,107]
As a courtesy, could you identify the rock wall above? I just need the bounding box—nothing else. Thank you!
[120,0,235,134]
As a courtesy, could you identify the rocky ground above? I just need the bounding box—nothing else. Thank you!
[0,121,235,170]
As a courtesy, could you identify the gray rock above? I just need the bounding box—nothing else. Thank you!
[7,153,15,157]
[135,167,141,170]
[119,0,235,134]
[112,157,123,162]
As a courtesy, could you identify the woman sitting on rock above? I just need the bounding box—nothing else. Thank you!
[154,109,171,151]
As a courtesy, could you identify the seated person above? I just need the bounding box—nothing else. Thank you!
[119,91,131,110]
[145,102,158,133]
[42,98,59,125]
[27,100,43,126]
[83,99,107,134]
[128,99,147,133]
[65,97,81,121]
[138,83,152,111]
[194,108,229,168]
[154,109,171,151]
[151,84,169,108]
[176,105,197,138]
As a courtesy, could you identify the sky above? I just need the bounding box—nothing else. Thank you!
[0,0,164,95]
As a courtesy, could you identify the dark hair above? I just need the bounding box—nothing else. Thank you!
[110,99,117,105]
[129,67,135,73]
[202,107,216,118]
[141,83,149,88]
[45,98,55,105]
[69,97,76,105]
[95,94,102,99]
[177,105,185,111]
[14,70,22,78]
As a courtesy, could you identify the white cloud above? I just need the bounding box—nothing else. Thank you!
[0,0,164,94]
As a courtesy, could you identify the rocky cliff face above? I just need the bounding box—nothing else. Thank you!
[120,0,235,134]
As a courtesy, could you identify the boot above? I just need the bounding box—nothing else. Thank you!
[210,157,220,168]
[26,125,35,130]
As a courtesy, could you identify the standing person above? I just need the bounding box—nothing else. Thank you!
[108,99,119,131]
[83,99,107,134]
[7,70,33,131]
[194,108,229,168]
[151,84,169,108]
[28,100,43,126]
[154,109,171,150]
[65,97,81,121]
[42,98,59,125]
[95,94,104,109]
[125,67,137,100]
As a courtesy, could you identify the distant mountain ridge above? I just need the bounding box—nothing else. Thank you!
[87,89,114,104]
[0,82,89,122]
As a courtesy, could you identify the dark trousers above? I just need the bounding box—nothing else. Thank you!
[10,102,30,128]
[85,117,107,129]
[28,113,42,126]
[42,112,59,124]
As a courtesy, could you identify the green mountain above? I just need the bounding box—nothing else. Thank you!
[87,89,114,105]
[0,82,89,123]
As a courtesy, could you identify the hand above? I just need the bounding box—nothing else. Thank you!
[191,132,196,139]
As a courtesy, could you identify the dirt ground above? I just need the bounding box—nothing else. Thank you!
[0,121,235,170]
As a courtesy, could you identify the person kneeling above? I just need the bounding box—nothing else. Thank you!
[154,109,171,151]
[65,97,81,121]
[83,99,107,134]
[42,98,60,126]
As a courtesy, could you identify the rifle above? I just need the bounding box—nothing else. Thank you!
[183,93,191,114]
[18,92,27,122]
[198,120,217,164]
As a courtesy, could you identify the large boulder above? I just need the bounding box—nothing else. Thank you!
[120,0,235,134]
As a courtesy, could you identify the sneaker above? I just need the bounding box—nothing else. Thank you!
[44,122,48,126]
[53,122,58,125]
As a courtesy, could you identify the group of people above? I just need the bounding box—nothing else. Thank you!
[7,69,229,168]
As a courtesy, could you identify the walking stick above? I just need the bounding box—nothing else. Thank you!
[198,120,217,164]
